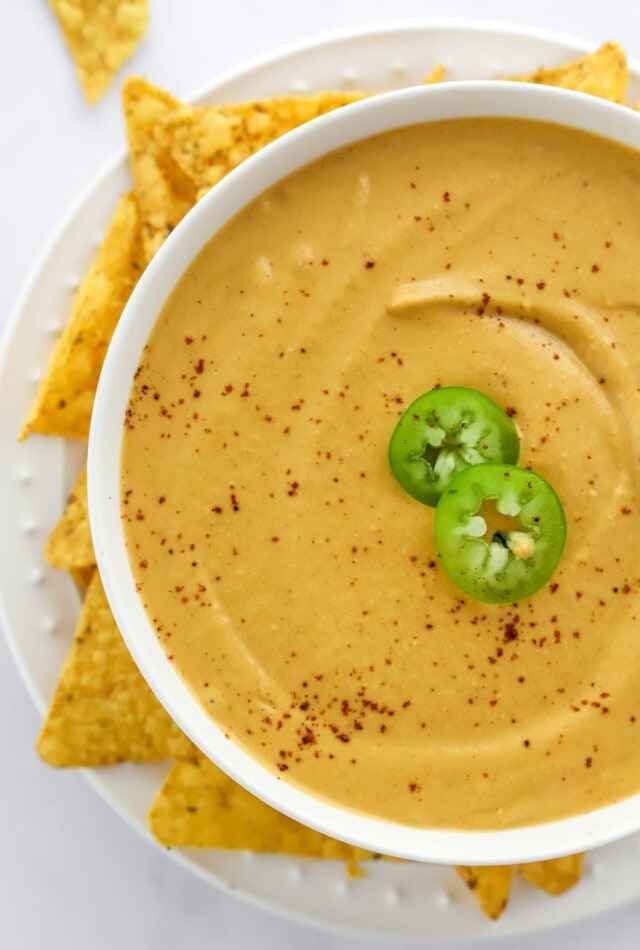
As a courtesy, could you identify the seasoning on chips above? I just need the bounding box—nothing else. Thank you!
[48,0,149,104]
[121,77,198,262]
[45,465,96,578]
[148,752,377,873]
[510,41,628,103]
[456,865,513,920]
[36,572,194,767]
[20,192,143,441]
[518,854,584,895]
[154,90,367,200]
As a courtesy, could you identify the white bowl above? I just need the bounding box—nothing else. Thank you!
[88,80,640,866]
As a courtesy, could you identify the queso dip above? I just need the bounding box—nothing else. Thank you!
[121,117,640,831]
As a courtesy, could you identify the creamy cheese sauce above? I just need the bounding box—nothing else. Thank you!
[121,118,640,830]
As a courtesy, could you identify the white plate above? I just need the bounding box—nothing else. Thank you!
[3,19,640,941]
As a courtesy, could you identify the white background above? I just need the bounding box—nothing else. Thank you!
[3,2,640,948]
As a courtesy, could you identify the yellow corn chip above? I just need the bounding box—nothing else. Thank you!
[68,565,97,590]
[456,865,513,919]
[21,191,143,440]
[49,0,149,105]
[423,64,446,84]
[148,752,376,871]
[36,572,194,766]
[518,854,584,895]
[45,465,96,575]
[121,77,197,261]
[155,91,367,200]
[512,42,628,103]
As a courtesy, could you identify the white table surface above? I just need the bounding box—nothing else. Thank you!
[4,2,640,947]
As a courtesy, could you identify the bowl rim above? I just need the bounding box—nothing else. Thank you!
[89,79,640,865]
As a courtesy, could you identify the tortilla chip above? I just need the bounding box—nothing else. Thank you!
[68,565,97,590]
[512,42,628,103]
[456,865,513,919]
[121,77,197,261]
[49,0,148,104]
[20,192,143,441]
[155,91,367,200]
[36,572,194,766]
[45,465,96,575]
[423,64,446,84]
[148,751,376,871]
[518,854,584,895]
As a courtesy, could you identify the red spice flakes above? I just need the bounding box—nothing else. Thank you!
[621,507,632,515]
[591,264,600,273]
[364,260,376,269]
[536,280,546,290]
[408,782,421,792]
[184,336,194,344]
[442,191,451,203]
[503,622,518,642]
[550,583,559,593]
[194,358,205,374]
[585,757,593,768]
[277,763,289,772]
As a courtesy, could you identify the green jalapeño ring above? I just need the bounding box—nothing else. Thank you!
[388,386,520,507]
[434,462,567,605]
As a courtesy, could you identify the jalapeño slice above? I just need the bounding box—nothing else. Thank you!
[434,463,566,605]
[388,386,520,506]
